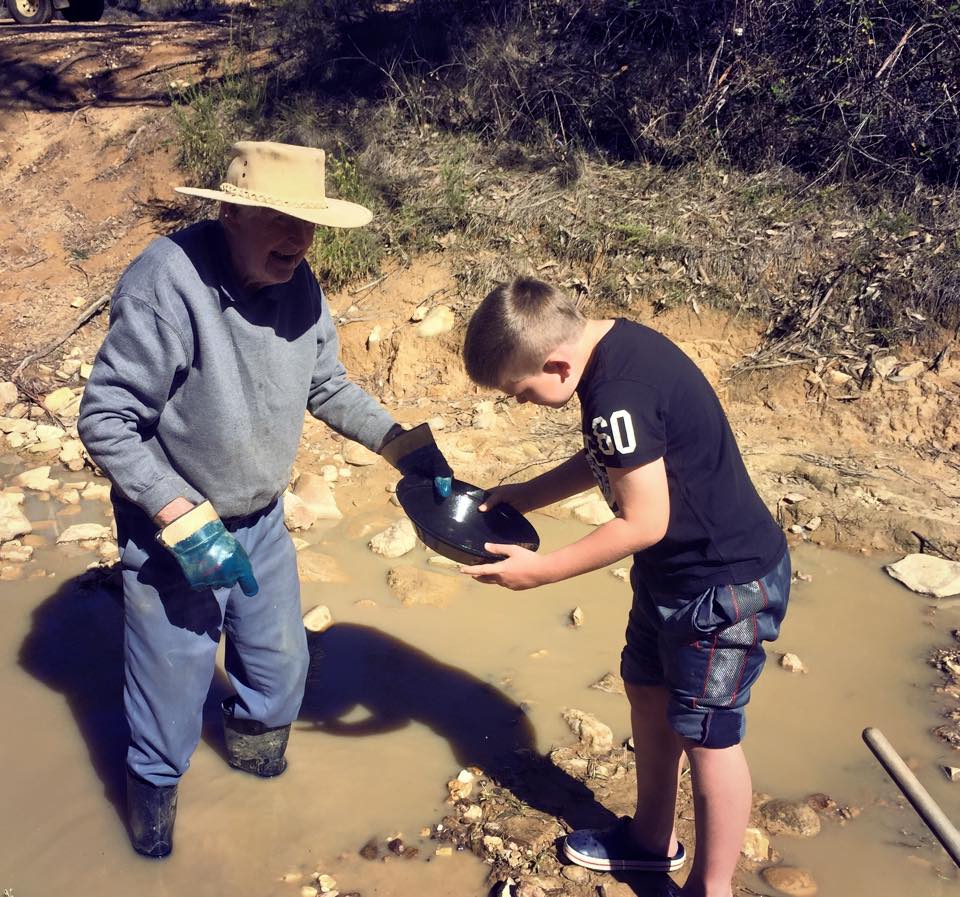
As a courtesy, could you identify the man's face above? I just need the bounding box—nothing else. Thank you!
[221,204,316,292]
[499,364,576,409]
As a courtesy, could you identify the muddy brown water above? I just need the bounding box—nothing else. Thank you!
[2,480,959,896]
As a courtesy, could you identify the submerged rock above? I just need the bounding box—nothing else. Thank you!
[387,566,458,607]
[761,865,818,896]
[297,552,348,584]
[759,798,822,838]
[590,672,626,695]
[14,465,60,492]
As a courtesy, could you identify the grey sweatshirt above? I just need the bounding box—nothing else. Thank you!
[78,220,396,520]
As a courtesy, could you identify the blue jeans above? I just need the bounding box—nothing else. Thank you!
[114,496,308,786]
[621,550,791,749]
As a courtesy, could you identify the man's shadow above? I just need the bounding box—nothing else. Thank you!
[18,574,617,835]
[18,569,129,819]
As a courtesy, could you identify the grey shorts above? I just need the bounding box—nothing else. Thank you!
[620,550,791,748]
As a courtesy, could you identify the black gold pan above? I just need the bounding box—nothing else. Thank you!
[395,476,540,566]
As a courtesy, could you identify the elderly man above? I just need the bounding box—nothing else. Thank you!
[78,141,451,859]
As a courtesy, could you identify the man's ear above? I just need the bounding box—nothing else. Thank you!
[543,358,572,380]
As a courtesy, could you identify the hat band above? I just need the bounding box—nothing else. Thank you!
[219,181,329,210]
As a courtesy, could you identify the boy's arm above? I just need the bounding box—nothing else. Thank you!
[481,449,595,514]
[463,456,669,590]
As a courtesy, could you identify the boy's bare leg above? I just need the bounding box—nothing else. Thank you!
[678,740,752,897]
[624,682,684,856]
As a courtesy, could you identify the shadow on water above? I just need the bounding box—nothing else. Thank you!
[17,576,617,840]
[296,622,619,833]
[18,568,129,821]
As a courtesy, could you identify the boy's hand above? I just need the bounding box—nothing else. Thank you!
[478,482,535,514]
[461,543,551,590]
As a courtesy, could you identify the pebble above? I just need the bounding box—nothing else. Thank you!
[569,606,584,627]
[779,652,807,673]
[302,604,334,633]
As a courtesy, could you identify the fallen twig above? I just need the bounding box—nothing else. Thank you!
[11,292,110,384]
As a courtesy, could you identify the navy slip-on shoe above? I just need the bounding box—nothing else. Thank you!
[562,817,686,872]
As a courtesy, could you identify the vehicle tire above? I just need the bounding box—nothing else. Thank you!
[61,0,104,20]
[6,0,54,24]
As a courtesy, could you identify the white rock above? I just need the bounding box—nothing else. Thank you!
[472,400,498,430]
[82,483,111,501]
[804,516,822,532]
[416,304,455,337]
[0,492,31,543]
[15,466,60,492]
[561,708,613,754]
[885,554,960,599]
[342,441,380,466]
[59,489,81,505]
[428,555,460,569]
[43,386,78,414]
[0,540,33,562]
[80,363,93,380]
[297,552,348,583]
[0,381,17,411]
[283,491,319,531]
[366,325,382,349]
[570,606,584,627]
[873,355,899,378]
[0,417,35,434]
[573,497,614,526]
[411,302,429,322]
[611,566,630,581]
[57,523,110,543]
[369,518,418,558]
[427,415,446,431]
[302,604,334,632]
[321,464,339,482]
[35,424,65,442]
[293,472,343,520]
[780,652,807,673]
[741,826,771,862]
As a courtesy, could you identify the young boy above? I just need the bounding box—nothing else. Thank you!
[461,278,789,897]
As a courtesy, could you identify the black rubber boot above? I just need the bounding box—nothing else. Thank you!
[126,770,177,858]
[222,698,290,778]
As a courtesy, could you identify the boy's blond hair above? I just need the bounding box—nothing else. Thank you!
[463,277,585,387]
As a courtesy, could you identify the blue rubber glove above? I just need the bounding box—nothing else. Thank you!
[379,422,453,499]
[157,501,259,596]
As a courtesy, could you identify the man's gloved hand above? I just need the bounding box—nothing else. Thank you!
[379,422,453,499]
[156,501,259,596]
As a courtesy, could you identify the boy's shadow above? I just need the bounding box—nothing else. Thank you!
[18,574,617,835]
[266,622,617,832]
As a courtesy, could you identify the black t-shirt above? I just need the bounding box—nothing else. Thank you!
[577,319,786,596]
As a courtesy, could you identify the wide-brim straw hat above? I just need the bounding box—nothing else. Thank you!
[175,141,372,228]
